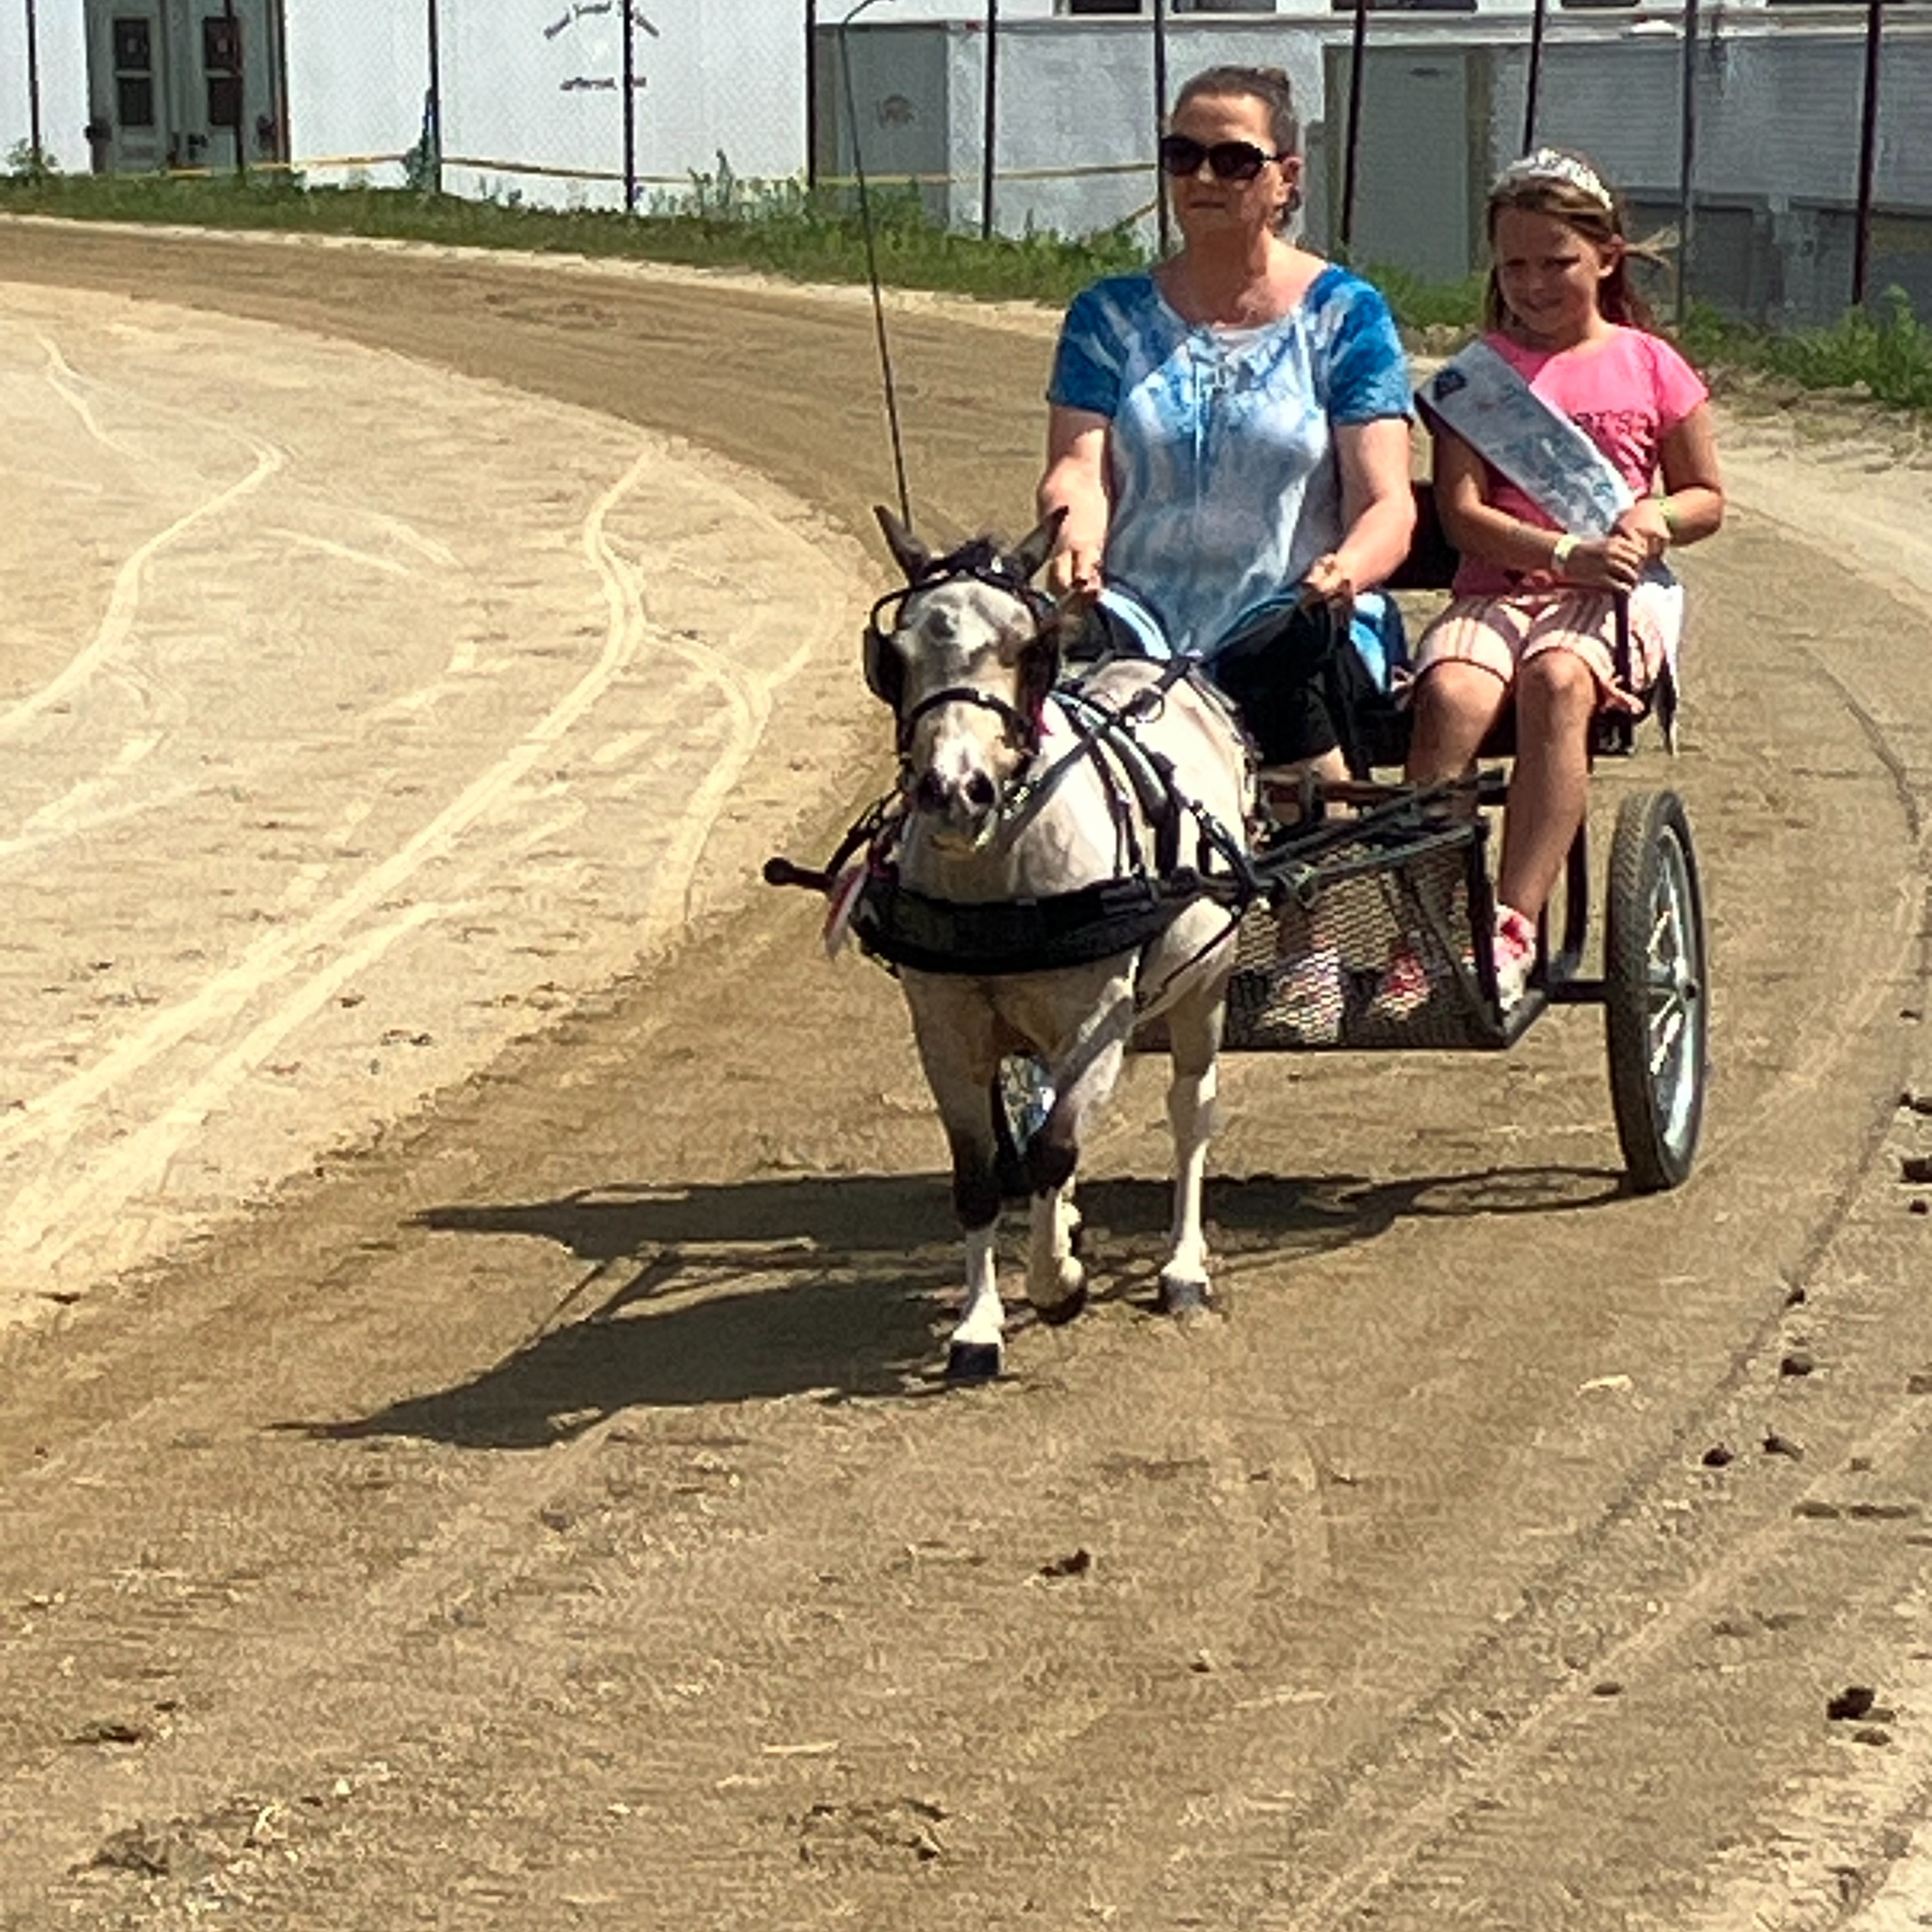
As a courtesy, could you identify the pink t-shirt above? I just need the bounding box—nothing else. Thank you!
[1449,325,1710,597]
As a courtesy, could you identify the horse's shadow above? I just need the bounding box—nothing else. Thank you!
[286,1162,1622,1452]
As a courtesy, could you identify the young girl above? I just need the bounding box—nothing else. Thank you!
[1399,149,1725,1010]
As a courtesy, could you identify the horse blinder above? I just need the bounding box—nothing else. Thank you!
[862,611,907,713]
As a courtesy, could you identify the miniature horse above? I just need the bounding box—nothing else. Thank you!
[863,509,1253,1379]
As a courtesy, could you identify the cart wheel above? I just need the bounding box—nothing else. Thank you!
[992,1056,1054,1200]
[1604,790,1707,1192]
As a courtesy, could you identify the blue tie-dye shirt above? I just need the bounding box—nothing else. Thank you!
[1048,264,1412,662]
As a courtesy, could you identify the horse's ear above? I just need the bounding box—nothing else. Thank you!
[875,505,932,585]
[1016,631,1062,717]
[1011,507,1068,583]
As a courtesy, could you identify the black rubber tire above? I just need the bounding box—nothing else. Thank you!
[1604,789,1708,1193]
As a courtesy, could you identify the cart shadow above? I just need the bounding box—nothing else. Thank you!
[287,1162,1622,1451]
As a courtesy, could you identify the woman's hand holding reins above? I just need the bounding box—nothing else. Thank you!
[1297,550,1356,615]
[1046,539,1104,604]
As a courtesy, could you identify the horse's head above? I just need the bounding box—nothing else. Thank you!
[865,506,1066,846]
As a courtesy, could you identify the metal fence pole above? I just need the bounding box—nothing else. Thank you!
[224,0,244,176]
[1522,0,1547,152]
[24,0,43,168]
[1675,0,1699,325]
[805,0,820,190]
[981,0,999,240]
[1851,0,1885,309]
[1153,0,1170,256]
[425,0,444,193]
[1339,0,1369,261]
[623,0,638,211]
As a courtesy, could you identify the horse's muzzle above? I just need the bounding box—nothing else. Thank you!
[914,767,1000,820]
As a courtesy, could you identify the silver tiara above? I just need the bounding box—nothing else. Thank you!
[1494,149,1613,210]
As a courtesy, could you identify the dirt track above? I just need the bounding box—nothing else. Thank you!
[3,222,1932,1929]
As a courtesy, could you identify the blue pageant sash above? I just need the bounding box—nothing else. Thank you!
[1422,339,1636,536]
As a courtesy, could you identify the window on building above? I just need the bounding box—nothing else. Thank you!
[111,17,155,129]
[1328,0,1478,13]
[203,13,242,129]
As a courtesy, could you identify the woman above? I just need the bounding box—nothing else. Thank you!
[1037,63,1416,779]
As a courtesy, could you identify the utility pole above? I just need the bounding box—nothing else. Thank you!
[805,0,820,190]
[1340,0,1369,260]
[1523,0,1547,151]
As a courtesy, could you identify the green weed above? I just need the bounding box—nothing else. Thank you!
[1683,288,1932,412]
[0,167,1147,308]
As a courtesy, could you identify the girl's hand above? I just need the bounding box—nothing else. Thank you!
[1567,531,1646,592]
[1298,551,1356,614]
[1614,501,1672,564]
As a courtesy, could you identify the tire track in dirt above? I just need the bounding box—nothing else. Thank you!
[0,335,284,739]
[0,283,871,1312]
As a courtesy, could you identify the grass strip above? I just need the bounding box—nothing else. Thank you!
[2,164,1926,416]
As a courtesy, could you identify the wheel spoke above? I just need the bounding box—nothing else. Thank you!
[1649,1002,1684,1077]
[1648,901,1676,960]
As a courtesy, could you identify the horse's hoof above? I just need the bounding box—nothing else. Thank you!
[946,1340,1003,1383]
[1033,1282,1089,1328]
[1158,1275,1214,1318]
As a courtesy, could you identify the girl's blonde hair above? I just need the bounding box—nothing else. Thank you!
[1483,148,1667,334]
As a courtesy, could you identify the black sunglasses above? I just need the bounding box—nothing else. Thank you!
[1156,134,1285,183]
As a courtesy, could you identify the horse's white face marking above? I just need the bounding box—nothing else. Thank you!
[896,578,1041,845]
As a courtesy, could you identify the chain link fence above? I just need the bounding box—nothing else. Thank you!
[3,1,1926,328]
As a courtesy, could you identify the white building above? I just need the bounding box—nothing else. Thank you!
[1,1,1925,326]
[0,0,1775,184]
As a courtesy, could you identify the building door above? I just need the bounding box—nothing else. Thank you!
[1324,46,1481,284]
[188,2,286,171]
[86,3,167,173]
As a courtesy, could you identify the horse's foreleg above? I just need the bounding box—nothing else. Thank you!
[944,1124,1007,1380]
[909,984,1009,1381]
[1023,1031,1125,1323]
[1159,992,1224,1315]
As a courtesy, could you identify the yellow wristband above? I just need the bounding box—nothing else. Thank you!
[1658,496,1680,542]
[1551,533,1578,570]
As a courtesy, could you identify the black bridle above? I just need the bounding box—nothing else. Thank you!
[894,680,1043,760]
[864,543,1062,760]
